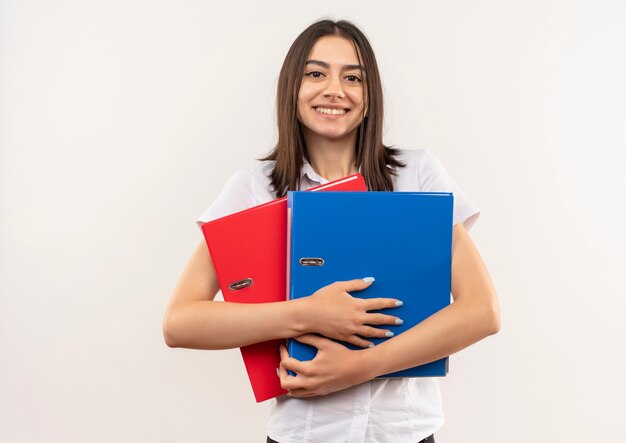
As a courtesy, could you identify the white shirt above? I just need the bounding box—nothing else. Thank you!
[197,149,480,443]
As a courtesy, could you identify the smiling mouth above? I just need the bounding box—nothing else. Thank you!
[314,107,347,115]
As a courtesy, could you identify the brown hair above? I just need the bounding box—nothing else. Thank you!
[260,19,405,196]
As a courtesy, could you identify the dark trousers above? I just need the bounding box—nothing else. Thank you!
[267,435,435,443]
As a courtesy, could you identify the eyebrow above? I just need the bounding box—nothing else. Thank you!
[305,59,365,71]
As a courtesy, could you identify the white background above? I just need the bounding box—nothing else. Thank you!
[1,1,625,442]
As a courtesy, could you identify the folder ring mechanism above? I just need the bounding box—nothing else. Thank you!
[299,258,324,266]
[229,278,253,291]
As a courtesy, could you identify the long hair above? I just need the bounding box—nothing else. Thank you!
[260,19,405,197]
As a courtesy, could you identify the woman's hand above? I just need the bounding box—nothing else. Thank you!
[301,278,403,348]
[278,335,374,397]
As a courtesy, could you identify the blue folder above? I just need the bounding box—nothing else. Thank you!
[287,191,454,377]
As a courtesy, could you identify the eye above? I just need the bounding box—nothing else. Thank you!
[305,71,325,78]
[345,74,362,83]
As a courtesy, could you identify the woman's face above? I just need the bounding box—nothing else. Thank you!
[297,35,367,144]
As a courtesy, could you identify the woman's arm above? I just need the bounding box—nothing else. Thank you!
[279,223,501,397]
[162,241,402,350]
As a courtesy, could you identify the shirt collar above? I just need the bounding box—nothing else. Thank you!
[300,160,327,185]
[300,159,363,186]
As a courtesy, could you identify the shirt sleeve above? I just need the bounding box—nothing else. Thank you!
[195,169,259,230]
[418,150,480,231]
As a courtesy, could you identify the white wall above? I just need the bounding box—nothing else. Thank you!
[1,1,624,442]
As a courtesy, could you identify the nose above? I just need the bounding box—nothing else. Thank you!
[323,75,345,99]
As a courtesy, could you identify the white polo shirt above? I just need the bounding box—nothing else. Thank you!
[197,149,480,443]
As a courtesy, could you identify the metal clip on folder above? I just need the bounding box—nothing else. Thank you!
[229,278,253,291]
[299,258,324,266]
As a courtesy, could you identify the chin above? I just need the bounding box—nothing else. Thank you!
[304,123,358,141]
[317,129,349,139]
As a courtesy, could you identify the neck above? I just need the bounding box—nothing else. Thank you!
[303,129,358,181]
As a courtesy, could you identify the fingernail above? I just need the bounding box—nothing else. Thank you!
[395,300,403,307]
[385,331,394,337]
[276,368,280,377]
[395,318,404,325]
[368,343,375,348]
[363,277,375,283]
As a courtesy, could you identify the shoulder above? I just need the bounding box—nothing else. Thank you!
[392,147,424,163]
[394,148,456,191]
[390,148,480,230]
[392,148,441,171]
[220,160,277,205]
[248,159,276,185]
[196,160,277,227]
[390,148,438,191]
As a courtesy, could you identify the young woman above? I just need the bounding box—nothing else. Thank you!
[163,19,500,443]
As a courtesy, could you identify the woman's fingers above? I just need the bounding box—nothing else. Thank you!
[292,333,331,349]
[278,345,291,378]
[287,388,316,398]
[307,278,404,344]
[364,297,403,311]
[358,325,394,338]
[279,344,308,377]
[344,335,374,348]
[364,312,403,326]
[336,277,376,294]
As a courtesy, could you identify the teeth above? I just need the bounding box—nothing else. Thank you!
[315,107,346,115]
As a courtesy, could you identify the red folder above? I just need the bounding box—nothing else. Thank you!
[201,173,367,402]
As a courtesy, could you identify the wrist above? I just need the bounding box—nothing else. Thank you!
[290,297,312,335]
[358,345,385,381]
